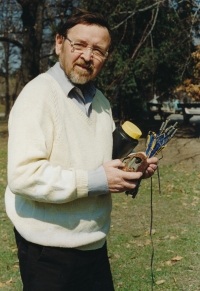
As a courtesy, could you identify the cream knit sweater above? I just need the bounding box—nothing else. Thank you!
[5,73,114,250]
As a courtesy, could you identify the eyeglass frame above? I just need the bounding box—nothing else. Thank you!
[62,36,109,60]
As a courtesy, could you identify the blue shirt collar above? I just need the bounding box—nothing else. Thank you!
[46,62,96,99]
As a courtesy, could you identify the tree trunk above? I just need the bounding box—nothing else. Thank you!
[4,41,10,118]
[17,0,45,85]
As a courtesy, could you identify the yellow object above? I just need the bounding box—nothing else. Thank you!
[122,121,142,140]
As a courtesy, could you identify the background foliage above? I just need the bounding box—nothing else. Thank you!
[0,0,200,120]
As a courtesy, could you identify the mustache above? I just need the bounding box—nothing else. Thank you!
[74,61,93,71]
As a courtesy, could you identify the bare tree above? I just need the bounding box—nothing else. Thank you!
[0,0,22,116]
[0,0,75,116]
[15,0,45,84]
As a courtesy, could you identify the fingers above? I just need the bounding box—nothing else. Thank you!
[103,160,143,194]
[106,159,125,169]
[143,157,158,179]
[147,156,158,165]
[103,155,158,193]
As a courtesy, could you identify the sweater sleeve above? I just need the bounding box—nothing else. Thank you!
[7,76,88,204]
[88,166,109,196]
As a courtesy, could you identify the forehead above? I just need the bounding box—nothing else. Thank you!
[67,24,111,48]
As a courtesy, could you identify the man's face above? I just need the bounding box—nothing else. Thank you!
[55,24,111,84]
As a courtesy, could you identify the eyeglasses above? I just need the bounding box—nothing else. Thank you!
[63,36,108,61]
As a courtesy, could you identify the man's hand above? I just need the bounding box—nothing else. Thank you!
[103,159,143,193]
[143,156,158,179]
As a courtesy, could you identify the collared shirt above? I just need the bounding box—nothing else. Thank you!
[47,62,95,116]
[47,62,109,196]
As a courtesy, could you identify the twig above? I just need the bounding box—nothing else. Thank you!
[112,1,161,30]
[107,4,160,89]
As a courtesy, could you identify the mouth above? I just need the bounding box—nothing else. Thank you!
[75,63,93,73]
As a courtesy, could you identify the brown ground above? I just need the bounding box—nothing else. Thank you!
[134,114,200,171]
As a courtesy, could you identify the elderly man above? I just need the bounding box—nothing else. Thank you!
[5,9,157,291]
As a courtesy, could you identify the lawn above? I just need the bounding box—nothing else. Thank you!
[108,168,200,291]
[0,119,200,290]
[0,119,22,290]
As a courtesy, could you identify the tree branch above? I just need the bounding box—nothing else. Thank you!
[40,52,54,59]
[108,4,160,89]
[130,5,159,61]
[0,36,23,48]
[111,1,160,30]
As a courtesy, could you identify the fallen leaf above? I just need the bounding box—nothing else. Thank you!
[193,196,199,200]
[145,229,156,236]
[170,236,177,240]
[150,229,156,235]
[117,281,123,286]
[137,243,144,247]
[163,235,169,239]
[142,274,146,278]
[171,256,183,262]
[144,239,151,246]
[6,278,12,284]
[155,279,166,285]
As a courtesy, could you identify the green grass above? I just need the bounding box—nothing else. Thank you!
[108,167,200,291]
[0,121,22,290]
[0,120,200,290]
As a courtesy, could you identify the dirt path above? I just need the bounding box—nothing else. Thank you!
[136,137,200,170]
[135,114,200,170]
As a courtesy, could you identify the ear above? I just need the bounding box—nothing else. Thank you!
[55,34,63,55]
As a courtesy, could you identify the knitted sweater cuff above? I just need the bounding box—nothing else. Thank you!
[75,170,88,198]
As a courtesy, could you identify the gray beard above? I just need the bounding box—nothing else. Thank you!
[59,56,93,84]
[68,70,92,85]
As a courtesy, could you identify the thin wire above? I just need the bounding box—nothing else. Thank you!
[145,122,178,289]
[150,177,155,290]
[149,166,161,290]
[157,165,161,196]
[126,122,178,288]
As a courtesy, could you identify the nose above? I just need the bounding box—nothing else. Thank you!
[81,47,93,61]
